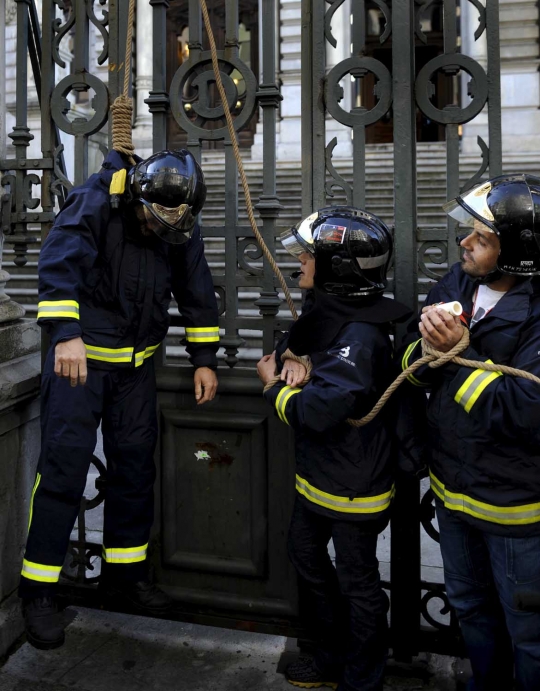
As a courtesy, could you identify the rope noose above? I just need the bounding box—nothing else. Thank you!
[110,0,137,164]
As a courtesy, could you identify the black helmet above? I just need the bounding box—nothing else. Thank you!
[280,206,393,296]
[128,149,206,244]
[444,174,540,276]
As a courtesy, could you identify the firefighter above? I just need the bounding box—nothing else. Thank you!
[402,174,540,690]
[21,149,219,650]
[257,207,411,691]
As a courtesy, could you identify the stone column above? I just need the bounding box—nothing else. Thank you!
[0,0,25,324]
[132,0,154,159]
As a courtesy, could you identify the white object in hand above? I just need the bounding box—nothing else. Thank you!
[436,301,463,317]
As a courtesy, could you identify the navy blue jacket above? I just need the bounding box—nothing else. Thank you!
[37,151,219,370]
[264,321,396,524]
[403,262,540,536]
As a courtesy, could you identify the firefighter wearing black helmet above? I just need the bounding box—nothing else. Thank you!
[20,150,219,650]
[402,174,540,690]
[258,207,412,691]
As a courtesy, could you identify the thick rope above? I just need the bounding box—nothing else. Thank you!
[263,329,540,428]
[263,348,313,394]
[110,0,136,164]
[198,0,298,320]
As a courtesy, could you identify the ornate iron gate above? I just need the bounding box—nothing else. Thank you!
[0,0,502,659]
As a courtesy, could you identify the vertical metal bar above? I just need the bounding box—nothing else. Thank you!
[224,142,239,365]
[351,0,365,56]
[312,0,327,211]
[390,0,419,663]
[444,0,460,267]
[301,0,314,216]
[225,0,239,59]
[486,0,502,176]
[147,0,170,152]
[352,125,366,208]
[188,0,203,58]
[254,0,282,356]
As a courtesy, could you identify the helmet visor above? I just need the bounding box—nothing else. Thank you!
[443,182,496,231]
[280,212,318,257]
[142,201,195,244]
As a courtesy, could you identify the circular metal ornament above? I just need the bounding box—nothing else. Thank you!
[169,51,258,140]
[415,54,488,125]
[51,73,110,136]
[324,57,392,128]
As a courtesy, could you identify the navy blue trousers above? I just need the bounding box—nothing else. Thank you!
[436,502,540,691]
[19,349,157,597]
[288,498,388,691]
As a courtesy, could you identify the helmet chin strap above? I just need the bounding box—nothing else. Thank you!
[477,268,503,285]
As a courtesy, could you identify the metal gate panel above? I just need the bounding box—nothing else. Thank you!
[1,0,504,651]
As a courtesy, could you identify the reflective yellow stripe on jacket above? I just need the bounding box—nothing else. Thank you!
[185,326,220,343]
[37,300,79,320]
[430,471,540,525]
[401,339,428,387]
[454,360,502,413]
[84,343,162,367]
[275,385,301,424]
[296,475,395,514]
[21,559,62,584]
[102,543,148,564]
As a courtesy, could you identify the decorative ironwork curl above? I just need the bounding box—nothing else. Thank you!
[169,52,258,141]
[415,54,488,125]
[325,57,392,128]
[420,586,453,630]
[414,0,442,45]
[371,0,392,44]
[23,174,41,210]
[325,138,352,203]
[461,136,489,193]
[50,144,74,203]
[418,241,448,281]
[467,0,487,41]
[238,238,263,276]
[52,0,76,69]
[324,0,347,49]
[420,487,440,543]
[51,73,110,136]
[214,285,226,317]
[87,0,110,65]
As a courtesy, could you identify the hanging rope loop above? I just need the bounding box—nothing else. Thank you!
[110,0,136,164]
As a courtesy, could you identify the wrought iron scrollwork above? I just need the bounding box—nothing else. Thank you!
[52,0,76,69]
[87,0,109,65]
[467,0,487,40]
[418,241,448,282]
[325,138,352,203]
[420,488,440,543]
[421,585,454,630]
[461,136,489,193]
[237,238,263,277]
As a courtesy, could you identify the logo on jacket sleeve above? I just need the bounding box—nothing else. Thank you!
[328,344,356,367]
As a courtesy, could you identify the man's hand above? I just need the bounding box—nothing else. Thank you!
[280,358,307,388]
[420,307,464,353]
[257,352,277,385]
[54,337,87,387]
[194,367,218,405]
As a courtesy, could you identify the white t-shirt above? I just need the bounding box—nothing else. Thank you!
[470,284,506,327]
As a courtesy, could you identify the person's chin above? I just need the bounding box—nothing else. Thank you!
[298,278,313,289]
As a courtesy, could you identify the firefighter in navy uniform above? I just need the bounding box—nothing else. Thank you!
[21,149,219,650]
[401,174,540,691]
[257,207,412,691]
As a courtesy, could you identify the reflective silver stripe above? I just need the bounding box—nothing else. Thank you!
[37,305,79,316]
[102,546,148,562]
[85,347,133,360]
[443,493,540,522]
[21,560,62,582]
[457,369,499,411]
[296,476,394,512]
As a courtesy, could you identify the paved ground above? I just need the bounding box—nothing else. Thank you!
[0,607,464,691]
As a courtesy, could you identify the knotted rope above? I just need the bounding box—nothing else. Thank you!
[266,329,540,428]
[110,0,136,164]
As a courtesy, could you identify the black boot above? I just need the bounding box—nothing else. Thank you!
[286,656,339,689]
[23,597,65,650]
[100,579,173,614]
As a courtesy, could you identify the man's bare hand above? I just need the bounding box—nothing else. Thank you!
[257,352,277,385]
[419,308,464,353]
[54,337,87,387]
[194,367,218,405]
[280,358,307,388]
